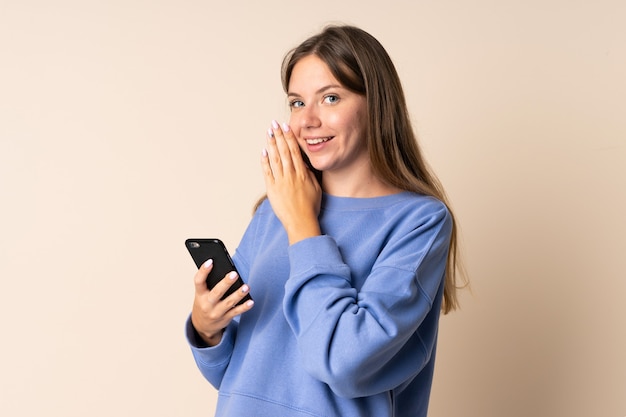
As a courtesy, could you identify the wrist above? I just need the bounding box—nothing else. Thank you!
[286,223,321,245]
[203,329,225,346]
[193,326,224,347]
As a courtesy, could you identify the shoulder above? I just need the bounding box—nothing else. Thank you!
[380,194,452,252]
[377,194,452,275]
[385,192,451,227]
[244,197,285,238]
[394,192,448,213]
[252,197,271,214]
[251,197,279,221]
[320,192,450,233]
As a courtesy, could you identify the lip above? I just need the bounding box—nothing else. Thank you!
[304,136,334,146]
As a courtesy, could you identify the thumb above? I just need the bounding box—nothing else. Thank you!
[193,259,213,294]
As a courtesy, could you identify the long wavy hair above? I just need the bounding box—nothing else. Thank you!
[260,25,467,313]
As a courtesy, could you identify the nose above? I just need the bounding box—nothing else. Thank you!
[294,104,321,129]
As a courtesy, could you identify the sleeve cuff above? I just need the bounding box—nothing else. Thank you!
[185,315,236,357]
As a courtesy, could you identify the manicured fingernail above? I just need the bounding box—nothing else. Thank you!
[228,271,238,280]
[282,122,290,132]
[245,300,254,308]
[267,128,274,138]
[271,120,279,129]
[261,148,268,157]
[203,259,213,268]
[241,284,249,293]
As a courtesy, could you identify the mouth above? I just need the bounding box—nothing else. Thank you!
[305,136,333,145]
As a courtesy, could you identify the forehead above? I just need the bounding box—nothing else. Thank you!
[288,55,341,93]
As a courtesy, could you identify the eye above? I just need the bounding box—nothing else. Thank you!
[289,99,304,109]
[323,94,339,104]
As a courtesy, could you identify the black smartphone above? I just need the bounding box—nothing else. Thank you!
[185,238,252,305]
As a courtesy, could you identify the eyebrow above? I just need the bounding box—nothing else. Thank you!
[287,84,344,98]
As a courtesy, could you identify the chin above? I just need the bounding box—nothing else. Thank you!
[308,161,326,172]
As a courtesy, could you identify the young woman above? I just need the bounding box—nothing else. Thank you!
[187,25,467,417]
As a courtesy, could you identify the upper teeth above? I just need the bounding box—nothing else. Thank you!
[306,137,331,145]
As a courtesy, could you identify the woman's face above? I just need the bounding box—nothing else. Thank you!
[287,55,368,177]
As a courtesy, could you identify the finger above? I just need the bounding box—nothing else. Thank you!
[261,147,274,183]
[225,295,255,317]
[265,129,284,178]
[193,259,213,294]
[271,121,292,171]
[271,121,308,175]
[220,282,254,312]
[205,271,240,305]
[280,122,307,174]
[207,274,254,321]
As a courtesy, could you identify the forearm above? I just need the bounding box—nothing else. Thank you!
[283,236,444,398]
[284,214,322,245]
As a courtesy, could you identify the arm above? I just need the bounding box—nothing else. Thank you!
[185,242,255,388]
[283,205,452,398]
[185,317,239,389]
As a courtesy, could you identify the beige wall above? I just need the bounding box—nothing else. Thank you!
[1,1,624,416]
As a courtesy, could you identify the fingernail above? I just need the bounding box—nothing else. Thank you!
[271,120,279,129]
[262,148,268,157]
[229,271,238,280]
[267,128,274,138]
[203,259,213,269]
[245,300,254,308]
[241,284,249,293]
[282,122,290,132]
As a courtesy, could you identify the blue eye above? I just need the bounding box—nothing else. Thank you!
[290,100,304,108]
[324,95,339,104]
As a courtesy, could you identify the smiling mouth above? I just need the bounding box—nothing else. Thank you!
[305,137,333,145]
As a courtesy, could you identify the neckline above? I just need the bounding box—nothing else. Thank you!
[320,191,416,210]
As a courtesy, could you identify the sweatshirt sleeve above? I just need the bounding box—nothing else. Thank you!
[283,203,452,398]
[183,204,260,389]
[185,317,238,389]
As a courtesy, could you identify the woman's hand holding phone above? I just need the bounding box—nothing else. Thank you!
[191,259,254,347]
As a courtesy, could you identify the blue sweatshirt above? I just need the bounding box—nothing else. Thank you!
[186,191,452,417]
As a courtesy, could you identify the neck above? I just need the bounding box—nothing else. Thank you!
[322,172,401,198]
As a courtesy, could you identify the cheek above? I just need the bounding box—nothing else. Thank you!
[288,112,297,126]
[325,110,342,126]
[328,108,360,132]
[288,114,301,137]
[353,109,368,140]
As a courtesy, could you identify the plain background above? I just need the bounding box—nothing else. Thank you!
[1,1,624,416]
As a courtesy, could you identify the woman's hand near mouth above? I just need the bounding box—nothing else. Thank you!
[262,120,322,245]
